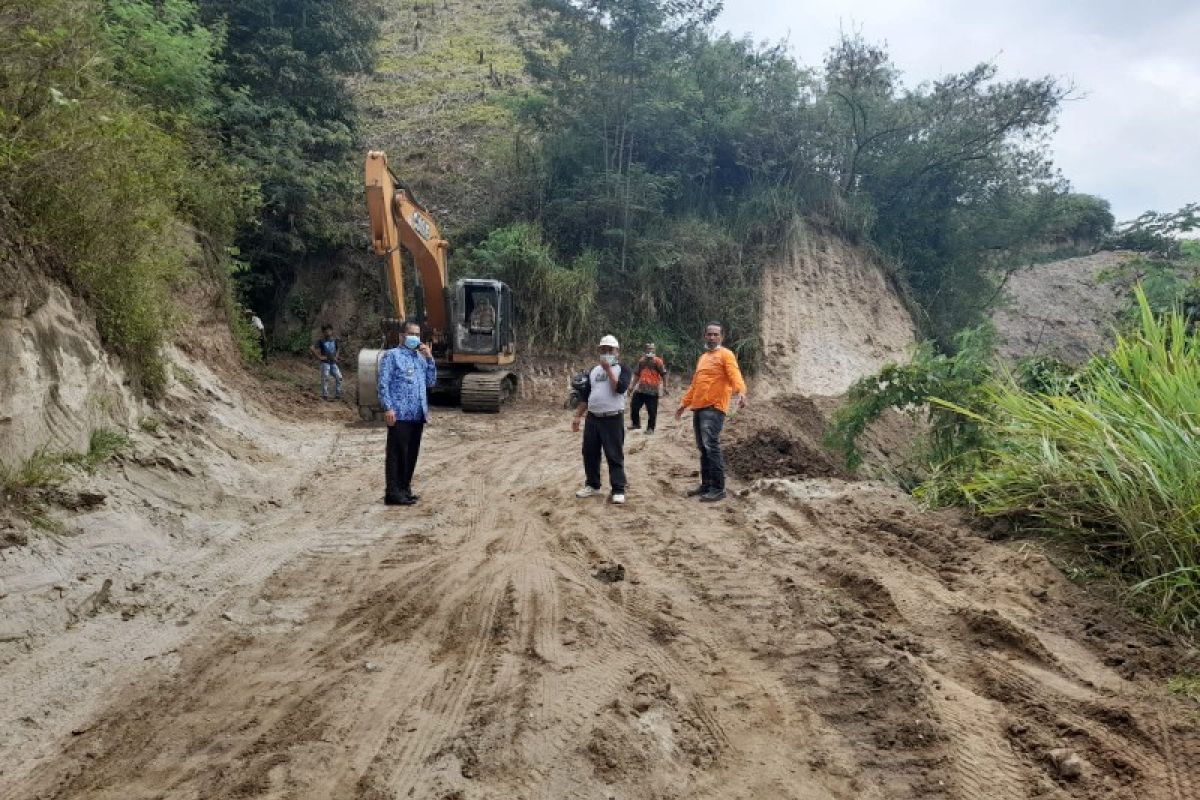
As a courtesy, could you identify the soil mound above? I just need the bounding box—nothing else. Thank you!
[725,394,846,480]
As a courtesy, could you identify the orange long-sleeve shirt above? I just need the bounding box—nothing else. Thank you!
[679,347,746,414]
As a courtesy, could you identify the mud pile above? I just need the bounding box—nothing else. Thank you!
[6,404,1194,799]
[724,394,846,480]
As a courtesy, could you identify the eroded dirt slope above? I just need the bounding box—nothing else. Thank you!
[992,251,1135,364]
[759,224,917,397]
[4,401,1196,800]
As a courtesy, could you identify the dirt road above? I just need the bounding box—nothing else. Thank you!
[4,402,1198,799]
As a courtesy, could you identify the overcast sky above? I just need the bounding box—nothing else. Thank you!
[715,1,1199,223]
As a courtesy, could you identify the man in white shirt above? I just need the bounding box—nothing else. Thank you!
[571,334,631,504]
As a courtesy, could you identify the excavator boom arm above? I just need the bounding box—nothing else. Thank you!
[365,151,450,335]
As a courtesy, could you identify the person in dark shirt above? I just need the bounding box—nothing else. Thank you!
[310,324,342,401]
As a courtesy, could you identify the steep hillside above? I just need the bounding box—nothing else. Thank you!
[992,251,1135,364]
[0,219,139,469]
[759,223,917,397]
[353,0,536,235]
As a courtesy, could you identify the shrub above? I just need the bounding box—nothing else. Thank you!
[826,325,996,472]
[942,290,1200,630]
[469,223,597,351]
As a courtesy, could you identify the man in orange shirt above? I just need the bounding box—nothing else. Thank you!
[674,322,747,502]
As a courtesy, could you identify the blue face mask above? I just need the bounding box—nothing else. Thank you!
[404,335,421,350]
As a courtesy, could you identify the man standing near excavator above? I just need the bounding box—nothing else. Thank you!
[311,324,342,401]
[674,322,747,502]
[379,321,437,506]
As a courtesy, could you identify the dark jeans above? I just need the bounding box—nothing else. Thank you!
[385,420,425,497]
[692,407,726,491]
[629,392,659,430]
[582,413,626,493]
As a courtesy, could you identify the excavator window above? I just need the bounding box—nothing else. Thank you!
[456,282,503,355]
[467,292,496,333]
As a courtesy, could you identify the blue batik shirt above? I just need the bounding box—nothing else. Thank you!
[378,346,437,422]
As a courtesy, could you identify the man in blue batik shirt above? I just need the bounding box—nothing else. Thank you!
[378,321,437,506]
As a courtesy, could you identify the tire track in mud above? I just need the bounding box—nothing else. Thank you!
[1150,710,1200,800]
[6,407,1197,800]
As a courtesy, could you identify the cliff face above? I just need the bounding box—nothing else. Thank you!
[0,224,138,469]
[758,223,917,397]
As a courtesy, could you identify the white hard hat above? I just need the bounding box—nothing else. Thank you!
[599,334,619,348]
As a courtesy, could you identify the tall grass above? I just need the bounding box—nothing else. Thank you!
[468,223,597,352]
[941,289,1200,630]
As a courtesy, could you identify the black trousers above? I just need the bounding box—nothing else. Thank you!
[693,407,726,491]
[385,420,425,497]
[629,392,659,430]
[582,414,626,493]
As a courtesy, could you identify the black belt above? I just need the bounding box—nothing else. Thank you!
[588,410,623,418]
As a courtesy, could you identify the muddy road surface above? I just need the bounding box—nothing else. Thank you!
[4,404,1197,799]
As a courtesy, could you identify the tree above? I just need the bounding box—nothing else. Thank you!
[197,0,379,313]
[814,34,1070,340]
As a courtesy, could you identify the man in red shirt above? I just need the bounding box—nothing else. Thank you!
[628,342,667,434]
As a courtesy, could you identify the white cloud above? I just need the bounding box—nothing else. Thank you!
[715,0,1200,221]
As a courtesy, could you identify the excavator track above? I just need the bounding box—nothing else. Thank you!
[460,370,516,413]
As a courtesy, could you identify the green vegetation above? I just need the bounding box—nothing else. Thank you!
[2,0,1119,371]
[1169,673,1200,702]
[1,0,378,388]
[832,289,1200,632]
[827,326,995,474]
[356,0,533,235]
[1104,203,1199,257]
[1,0,234,393]
[1,428,131,527]
[460,0,1105,357]
[1096,212,1200,330]
[83,428,132,469]
[943,292,1200,630]
[198,0,379,316]
[471,223,597,351]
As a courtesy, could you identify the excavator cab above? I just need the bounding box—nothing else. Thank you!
[453,279,514,357]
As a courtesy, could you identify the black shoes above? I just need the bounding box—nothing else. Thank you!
[384,490,417,506]
[699,489,726,502]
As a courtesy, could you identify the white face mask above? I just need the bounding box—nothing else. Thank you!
[602,354,618,366]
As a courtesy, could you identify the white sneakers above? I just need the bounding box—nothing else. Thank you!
[576,486,626,504]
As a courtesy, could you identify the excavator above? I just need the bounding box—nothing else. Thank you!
[356,150,517,417]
